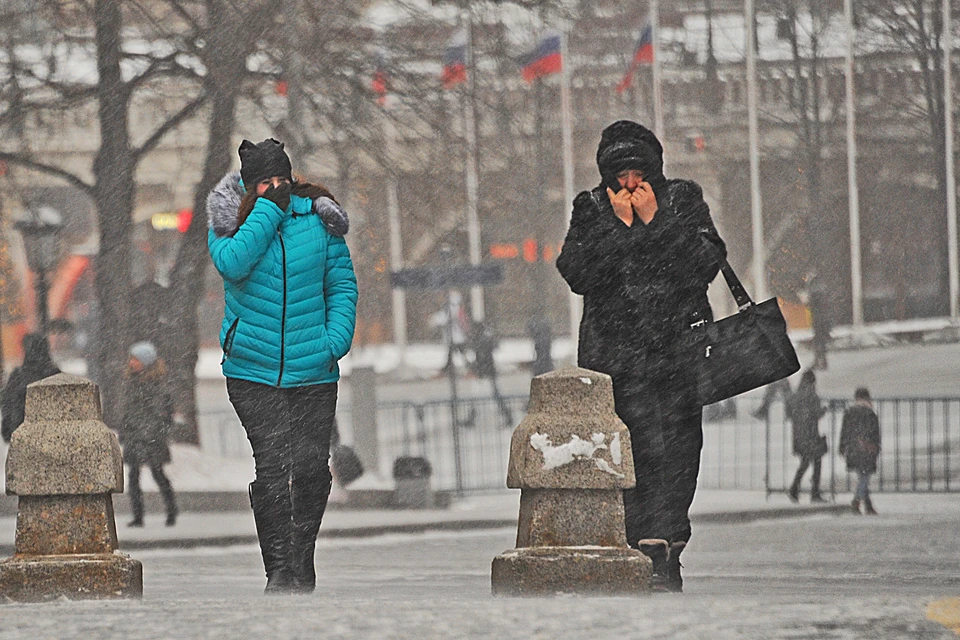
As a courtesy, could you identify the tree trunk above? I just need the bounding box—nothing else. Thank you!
[92,0,135,429]
[166,0,256,443]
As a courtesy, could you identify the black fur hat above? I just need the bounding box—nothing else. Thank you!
[238,138,293,191]
[596,120,664,190]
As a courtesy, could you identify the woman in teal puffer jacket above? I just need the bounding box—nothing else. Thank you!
[208,138,357,594]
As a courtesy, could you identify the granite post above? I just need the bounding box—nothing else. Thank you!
[491,367,652,596]
[0,373,142,602]
[351,366,380,478]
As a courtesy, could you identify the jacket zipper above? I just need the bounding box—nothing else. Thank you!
[221,318,240,364]
[277,232,287,387]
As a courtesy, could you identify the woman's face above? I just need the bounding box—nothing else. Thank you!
[255,176,291,196]
[616,169,645,192]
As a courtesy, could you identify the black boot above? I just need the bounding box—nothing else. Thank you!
[788,484,800,503]
[249,481,296,594]
[153,466,179,526]
[638,539,670,593]
[128,499,144,527]
[665,541,686,593]
[863,497,878,515]
[291,472,332,593]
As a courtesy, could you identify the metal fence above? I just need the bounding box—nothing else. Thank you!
[198,395,960,495]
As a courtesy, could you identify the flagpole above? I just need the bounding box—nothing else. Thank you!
[944,0,958,319]
[462,9,484,321]
[651,0,665,144]
[745,0,767,300]
[844,0,863,327]
[385,121,408,365]
[560,29,581,353]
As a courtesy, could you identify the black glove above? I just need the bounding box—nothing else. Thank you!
[261,182,291,212]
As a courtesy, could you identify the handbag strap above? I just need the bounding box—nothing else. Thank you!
[700,235,755,310]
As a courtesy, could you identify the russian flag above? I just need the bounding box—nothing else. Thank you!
[616,19,654,94]
[441,29,468,89]
[519,31,562,83]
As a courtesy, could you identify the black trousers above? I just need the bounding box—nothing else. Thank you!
[226,378,338,495]
[791,455,822,493]
[128,462,176,520]
[613,370,703,547]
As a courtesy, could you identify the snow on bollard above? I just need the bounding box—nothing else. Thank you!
[491,367,652,596]
[0,374,142,602]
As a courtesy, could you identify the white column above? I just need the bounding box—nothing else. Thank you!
[463,8,484,321]
[651,0,665,145]
[845,0,863,327]
[746,0,767,300]
[560,30,581,351]
[945,0,959,319]
[386,160,407,362]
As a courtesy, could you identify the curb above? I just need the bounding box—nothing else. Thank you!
[0,504,850,556]
[690,503,851,524]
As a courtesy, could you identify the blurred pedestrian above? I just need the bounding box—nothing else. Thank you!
[807,273,832,370]
[119,341,178,528]
[556,120,726,592]
[785,370,828,503]
[839,387,881,515]
[752,378,792,421]
[527,317,554,376]
[472,321,513,428]
[1,333,60,443]
[208,138,357,594]
[431,291,472,376]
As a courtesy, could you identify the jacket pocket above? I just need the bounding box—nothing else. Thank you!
[221,318,240,364]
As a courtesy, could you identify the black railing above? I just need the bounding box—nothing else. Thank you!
[198,395,960,495]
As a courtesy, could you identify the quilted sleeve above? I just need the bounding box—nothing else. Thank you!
[208,199,284,282]
[324,235,358,360]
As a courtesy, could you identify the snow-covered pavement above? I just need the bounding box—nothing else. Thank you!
[1,494,958,638]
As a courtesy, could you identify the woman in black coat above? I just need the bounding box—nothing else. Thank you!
[786,370,828,503]
[556,120,725,591]
[839,387,881,515]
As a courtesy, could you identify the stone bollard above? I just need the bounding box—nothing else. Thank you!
[0,374,142,602]
[491,367,651,596]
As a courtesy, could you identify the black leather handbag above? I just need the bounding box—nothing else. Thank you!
[692,242,801,406]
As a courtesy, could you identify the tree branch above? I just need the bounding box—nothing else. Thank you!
[133,93,206,161]
[0,151,93,195]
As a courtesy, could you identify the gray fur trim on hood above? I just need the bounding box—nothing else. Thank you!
[312,196,349,237]
[207,171,244,238]
[206,171,350,238]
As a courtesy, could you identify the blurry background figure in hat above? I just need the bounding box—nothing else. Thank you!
[119,340,178,528]
[1,333,61,443]
[557,120,727,592]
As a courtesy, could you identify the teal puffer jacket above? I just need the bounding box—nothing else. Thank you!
[208,177,357,387]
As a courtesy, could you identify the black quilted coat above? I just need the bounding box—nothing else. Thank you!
[556,180,726,379]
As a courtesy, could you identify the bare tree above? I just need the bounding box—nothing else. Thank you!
[0,0,273,432]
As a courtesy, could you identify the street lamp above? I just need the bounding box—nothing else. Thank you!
[15,205,63,335]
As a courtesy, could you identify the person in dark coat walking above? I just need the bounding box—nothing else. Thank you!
[208,139,357,594]
[119,341,178,528]
[471,321,513,428]
[839,387,881,515]
[807,273,832,370]
[556,120,726,592]
[1,333,60,443]
[786,370,828,503]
